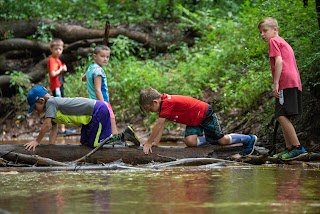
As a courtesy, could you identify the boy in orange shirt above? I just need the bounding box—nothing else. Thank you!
[48,38,75,135]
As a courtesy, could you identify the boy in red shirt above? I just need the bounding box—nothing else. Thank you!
[258,17,307,160]
[139,87,257,155]
[48,38,75,135]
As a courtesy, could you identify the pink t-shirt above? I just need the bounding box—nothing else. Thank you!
[269,36,302,91]
[159,94,208,126]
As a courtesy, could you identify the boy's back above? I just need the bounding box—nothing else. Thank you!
[268,36,302,91]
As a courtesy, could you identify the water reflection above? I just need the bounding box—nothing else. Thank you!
[1,167,320,214]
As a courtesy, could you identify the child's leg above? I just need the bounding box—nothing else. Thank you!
[105,102,118,134]
[277,116,300,148]
[52,87,65,133]
[221,133,252,145]
[87,101,112,148]
[184,126,204,147]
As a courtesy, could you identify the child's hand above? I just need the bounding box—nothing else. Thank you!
[143,142,153,154]
[24,141,39,151]
[61,64,67,72]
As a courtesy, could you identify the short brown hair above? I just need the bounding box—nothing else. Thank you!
[50,38,64,48]
[258,17,278,29]
[139,87,161,107]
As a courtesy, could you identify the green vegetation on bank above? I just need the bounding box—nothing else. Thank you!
[1,0,319,131]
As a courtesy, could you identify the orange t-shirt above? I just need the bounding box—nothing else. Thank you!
[48,55,63,91]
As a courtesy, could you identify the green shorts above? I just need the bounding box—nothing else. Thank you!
[185,104,224,144]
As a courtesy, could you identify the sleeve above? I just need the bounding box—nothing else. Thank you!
[45,98,58,119]
[269,38,281,58]
[159,101,174,119]
[92,67,104,79]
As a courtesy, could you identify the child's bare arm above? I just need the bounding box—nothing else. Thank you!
[49,123,58,144]
[81,73,87,82]
[273,56,283,97]
[143,118,166,154]
[93,76,104,101]
[24,118,52,151]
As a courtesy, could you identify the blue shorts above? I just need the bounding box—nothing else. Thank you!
[184,104,224,144]
[80,100,112,148]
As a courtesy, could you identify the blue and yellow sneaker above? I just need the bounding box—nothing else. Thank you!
[281,145,307,160]
[241,135,257,156]
[123,126,141,146]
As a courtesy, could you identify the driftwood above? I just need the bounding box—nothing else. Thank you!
[0,158,229,172]
[0,144,243,165]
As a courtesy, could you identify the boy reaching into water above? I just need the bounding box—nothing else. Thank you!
[258,17,307,160]
[139,87,257,155]
[82,45,119,135]
[24,85,140,151]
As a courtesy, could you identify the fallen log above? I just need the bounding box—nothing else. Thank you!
[0,144,243,165]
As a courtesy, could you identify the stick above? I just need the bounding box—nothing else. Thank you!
[146,157,243,169]
[268,120,279,156]
[103,21,110,46]
[71,135,114,163]
[0,151,68,166]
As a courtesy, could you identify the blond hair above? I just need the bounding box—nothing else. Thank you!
[50,38,64,48]
[93,45,111,54]
[139,87,161,107]
[258,17,278,29]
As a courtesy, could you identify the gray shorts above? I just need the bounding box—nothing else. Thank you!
[275,87,302,118]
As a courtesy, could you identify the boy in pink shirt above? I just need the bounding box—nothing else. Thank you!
[258,17,307,160]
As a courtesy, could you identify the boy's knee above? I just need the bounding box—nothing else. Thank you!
[217,135,230,145]
[183,136,197,147]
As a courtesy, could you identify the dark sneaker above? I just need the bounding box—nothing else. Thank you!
[281,146,308,160]
[123,126,141,146]
[272,148,289,159]
[241,135,257,156]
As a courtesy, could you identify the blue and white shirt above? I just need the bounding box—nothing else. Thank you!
[85,63,109,102]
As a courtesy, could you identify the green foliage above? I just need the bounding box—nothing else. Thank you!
[2,0,319,131]
[30,23,54,43]
[6,70,31,103]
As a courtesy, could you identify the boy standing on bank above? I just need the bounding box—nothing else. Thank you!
[258,17,307,160]
[82,45,119,134]
[24,85,140,151]
[48,38,75,135]
[139,87,257,155]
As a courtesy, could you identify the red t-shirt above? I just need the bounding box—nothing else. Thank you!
[48,55,63,91]
[269,36,302,91]
[159,94,208,126]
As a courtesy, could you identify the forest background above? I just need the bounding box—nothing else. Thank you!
[0,0,319,147]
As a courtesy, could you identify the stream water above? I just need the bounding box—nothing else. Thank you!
[1,139,320,214]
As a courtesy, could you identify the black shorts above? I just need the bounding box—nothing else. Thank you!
[52,85,64,97]
[275,87,302,118]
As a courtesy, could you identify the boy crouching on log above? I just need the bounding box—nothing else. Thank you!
[24,85,140,151]
[139,87,257,155]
